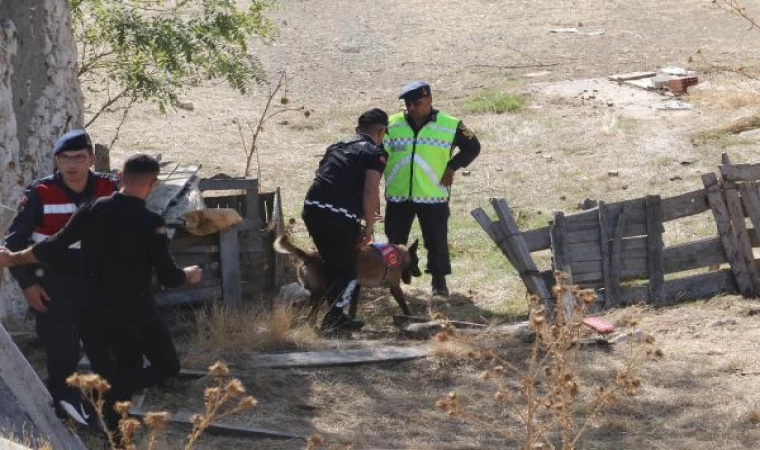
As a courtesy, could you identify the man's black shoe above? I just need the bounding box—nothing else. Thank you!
[321,307,365,332]
[431,274,449,297]
[59,397,102,432]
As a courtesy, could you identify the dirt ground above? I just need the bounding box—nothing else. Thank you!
[67,0,760,448]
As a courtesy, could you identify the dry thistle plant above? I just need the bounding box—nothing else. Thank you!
[67,360,256,450]
[184,361,258,450]
[435,273,662,450]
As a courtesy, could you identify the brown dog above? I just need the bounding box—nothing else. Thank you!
[274,235,421,320]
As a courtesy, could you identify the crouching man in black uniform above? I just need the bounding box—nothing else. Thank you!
[0,154,202,421]
[303,108,389,332]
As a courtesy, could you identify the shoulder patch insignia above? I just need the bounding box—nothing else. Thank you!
[459,123,476,140]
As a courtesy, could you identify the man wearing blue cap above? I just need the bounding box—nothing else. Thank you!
[3,129,117,426]
[384,81,480,297]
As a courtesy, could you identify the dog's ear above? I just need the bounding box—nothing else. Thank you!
[409,238,419,254]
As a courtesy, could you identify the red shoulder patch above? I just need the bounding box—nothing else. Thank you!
[379,155,387,164]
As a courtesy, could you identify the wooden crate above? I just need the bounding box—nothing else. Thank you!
[154,178,281,309]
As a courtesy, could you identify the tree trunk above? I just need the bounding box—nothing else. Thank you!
[0,1,83,318]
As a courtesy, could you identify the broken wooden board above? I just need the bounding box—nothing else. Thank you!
[608,71,656,82]
[392,315,487,329]
[130,408,305,441]
[249,346,429,368]
[145,163,201,217]
[0,324,87,450]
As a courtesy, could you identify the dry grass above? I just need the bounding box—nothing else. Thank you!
[181,304,320,367]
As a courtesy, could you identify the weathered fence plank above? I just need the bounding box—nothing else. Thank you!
[489,199,555,313]
[598,201,613,307]
[521,225,551,252]
[219,225,242,308]
[721,153,760,292]
[550,212,570,273]
[607,205,629,305]
[646,195,665,303]
[719,163,760,182]
[595,268,738,306]
[566,236,648,262]
[662,237,726,273]
[703,172,754,296]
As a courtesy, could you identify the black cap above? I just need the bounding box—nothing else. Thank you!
[398,81,431,101]
[53,129,93,155]
[357,108,389,129]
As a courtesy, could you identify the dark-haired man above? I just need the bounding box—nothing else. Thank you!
[0,154,202,413]
[303,108,389,332]
[3,129,117,424]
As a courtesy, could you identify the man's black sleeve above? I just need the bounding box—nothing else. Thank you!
[447,121,481,171]
[32,204,89,265]
[149,216,187,288]
[4,188,43,289]
[365,144,388,173]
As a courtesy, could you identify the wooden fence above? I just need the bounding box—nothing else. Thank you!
[472,153,760,312]
[154,178,282,309]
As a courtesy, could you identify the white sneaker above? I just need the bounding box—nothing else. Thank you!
[58,399,90,426]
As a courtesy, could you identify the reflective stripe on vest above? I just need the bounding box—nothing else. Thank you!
[383,111,458,203]
[33,175,115,240]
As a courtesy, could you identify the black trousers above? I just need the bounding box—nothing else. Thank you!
[302,206,361,308]
[34,273,101,404]
[385,201,451,275]
[86,301,180,403]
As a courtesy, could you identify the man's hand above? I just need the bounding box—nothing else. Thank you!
[183,265,203,285]
[0,247,10,268]
[440,168,455,187]
[357,225,373,248]
[23,284,50,313]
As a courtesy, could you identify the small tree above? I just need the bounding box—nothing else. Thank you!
[71,0,277,145]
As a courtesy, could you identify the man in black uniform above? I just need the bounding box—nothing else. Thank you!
[383,81,480,297]
[303,108,389,331]
[3,129,117,425]
[0,154,202,416]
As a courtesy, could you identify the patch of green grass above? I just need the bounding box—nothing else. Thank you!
[462,89,527,115]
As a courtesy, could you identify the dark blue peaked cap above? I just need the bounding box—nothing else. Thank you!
[398,80,431,101]
[53,129,93,155]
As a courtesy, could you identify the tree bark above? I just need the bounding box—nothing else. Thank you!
[0,1,83,317]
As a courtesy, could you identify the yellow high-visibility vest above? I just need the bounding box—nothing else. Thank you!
[383,111,458,203]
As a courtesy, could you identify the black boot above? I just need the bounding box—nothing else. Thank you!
[320,307,365,332]
[431,274,449,297]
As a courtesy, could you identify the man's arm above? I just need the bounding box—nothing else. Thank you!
[31,205,89,265]
[361,169,383,246]
[0,247,39,267]
[4,188,43,289]
[149,218,201,287]
[442,121,481,187]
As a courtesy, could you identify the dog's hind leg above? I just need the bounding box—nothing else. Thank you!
[390,285,412,316]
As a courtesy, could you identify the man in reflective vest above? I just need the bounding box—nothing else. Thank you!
[383,81,480,297]
[3,129,117,426]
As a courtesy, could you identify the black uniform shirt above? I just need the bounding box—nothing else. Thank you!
[406,109,481,171]
[305,133,387,220]
[4,171,118,288]
[32,193,186,315]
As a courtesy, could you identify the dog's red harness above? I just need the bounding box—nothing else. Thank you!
[371,243,403,280]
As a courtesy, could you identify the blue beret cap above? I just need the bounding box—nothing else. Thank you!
[53,129,93,155]
[398,81,431,101]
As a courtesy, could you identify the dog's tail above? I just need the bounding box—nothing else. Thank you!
[273,234,314,263]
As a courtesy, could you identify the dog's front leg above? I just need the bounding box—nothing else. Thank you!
[390,284,412,316]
